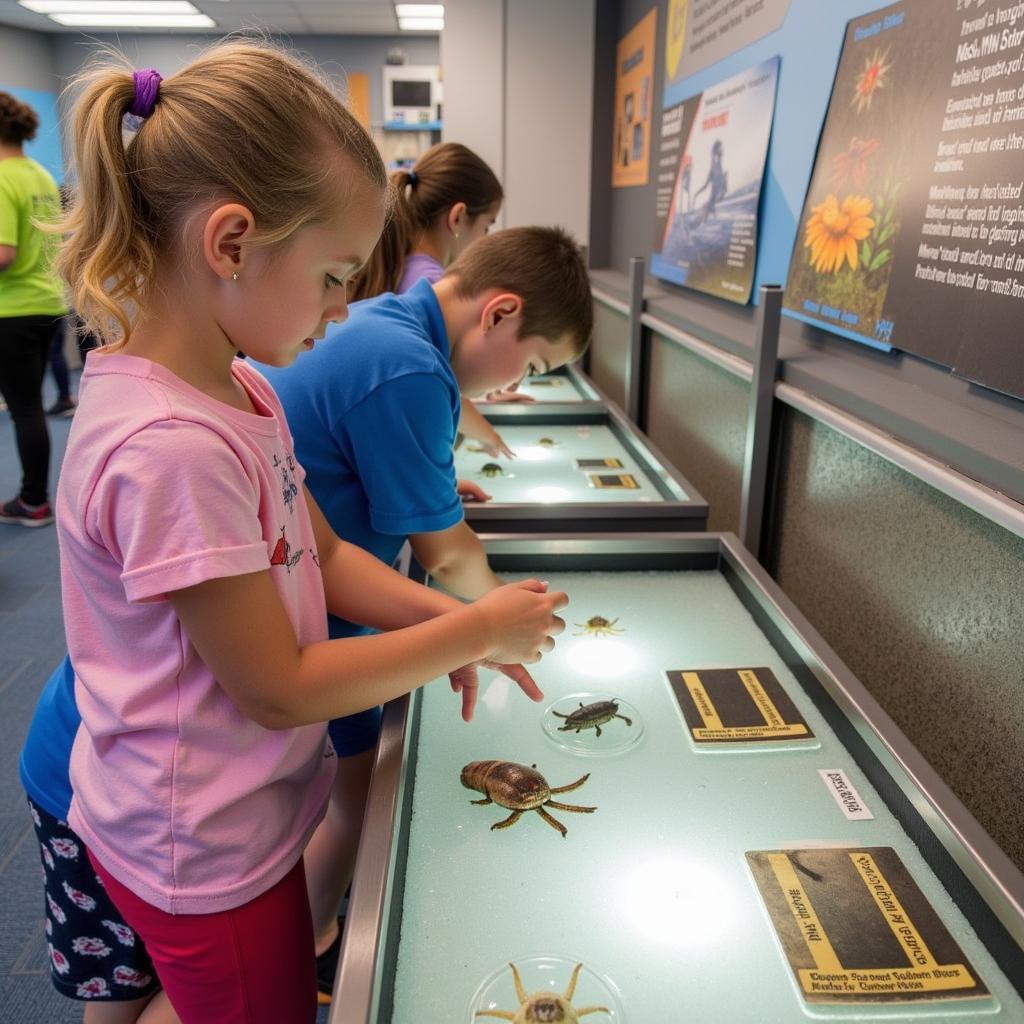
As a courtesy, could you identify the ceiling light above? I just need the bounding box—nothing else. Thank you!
[49,10,214,23]
[395,4,443,15]
[21,0,197,11]
[398,16,444,30]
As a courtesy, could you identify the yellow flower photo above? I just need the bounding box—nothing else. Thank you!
[804,194,875,274]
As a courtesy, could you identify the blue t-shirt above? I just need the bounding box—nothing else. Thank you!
[20,655,77,819]
[258,278,464,638]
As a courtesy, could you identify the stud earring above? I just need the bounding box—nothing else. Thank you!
[231,272,239,281]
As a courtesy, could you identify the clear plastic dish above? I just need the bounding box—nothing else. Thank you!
[468,953,626,1022]
[542,693,644,757]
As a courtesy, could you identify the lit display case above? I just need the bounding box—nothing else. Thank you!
[454,403,708,533]
[331,534,1024,1024]
[476,365,604,405]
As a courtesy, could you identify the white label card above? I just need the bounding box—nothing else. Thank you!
[818,768,874,821]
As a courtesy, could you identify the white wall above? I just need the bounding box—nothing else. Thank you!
[440,0,505,223]
[441,0,595,244]
[0,24,55,89]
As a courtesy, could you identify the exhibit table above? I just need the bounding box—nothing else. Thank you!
[453,403,708,533]
[331,534,1024,1024]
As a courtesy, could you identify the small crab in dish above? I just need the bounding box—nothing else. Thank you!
[480,462,505,478]
[537,437,558,448]
[553,699,632,738]
[461,760,596,838]
[476,961,609,1021]
[573,616,624,638]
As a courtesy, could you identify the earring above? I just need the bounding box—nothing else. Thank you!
[231,272,239,281]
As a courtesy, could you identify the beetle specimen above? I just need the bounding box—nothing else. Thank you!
[537,437,558,448]
[461,761,596,838]
[480,462,504,478]
[553,700,632,738]
[476,961,609,1021]
[572,616,624,638]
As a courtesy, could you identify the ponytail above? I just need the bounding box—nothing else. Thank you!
[56,65,156,346]
[349,142,501,302]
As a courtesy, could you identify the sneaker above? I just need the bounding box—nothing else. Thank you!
[315,918,344,1006]
[46,396,76,417]
[0,496,54,527]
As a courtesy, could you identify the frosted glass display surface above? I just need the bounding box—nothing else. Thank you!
[454,424,672,504]
[389,571,1021,1023]
[502,372,590,402]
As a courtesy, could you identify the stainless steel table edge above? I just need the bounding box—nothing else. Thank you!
[714,534,1024,944]
[331,531,1024,1023]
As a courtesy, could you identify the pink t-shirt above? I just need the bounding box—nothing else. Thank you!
[58,354,335,915]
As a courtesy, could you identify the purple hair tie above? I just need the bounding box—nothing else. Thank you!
[130,69,162,119]
[407,169,418,187]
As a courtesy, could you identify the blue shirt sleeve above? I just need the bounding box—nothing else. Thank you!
[338,373,464,537]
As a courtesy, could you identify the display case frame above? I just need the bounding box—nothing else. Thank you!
[457,401,709,533]
[330,533,1024,1023]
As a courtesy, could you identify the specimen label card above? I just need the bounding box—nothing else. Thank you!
[747,847,988,1004]
[588,473,641,489]
[667,666,814,743]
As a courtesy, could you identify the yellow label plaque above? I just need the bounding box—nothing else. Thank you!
[747,847,988,1003]
[588,473,640,489]
[668,666,814,743]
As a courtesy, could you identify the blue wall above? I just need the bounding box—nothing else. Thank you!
[0,85,63,183]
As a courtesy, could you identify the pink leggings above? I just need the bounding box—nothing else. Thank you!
[89,850,317,1024]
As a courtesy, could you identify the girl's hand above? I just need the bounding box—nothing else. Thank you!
[449,661,544,722]
[473,579,567,665]
[456,479,492,503]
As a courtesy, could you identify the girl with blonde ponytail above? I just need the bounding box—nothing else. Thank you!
[35,41,564,1024]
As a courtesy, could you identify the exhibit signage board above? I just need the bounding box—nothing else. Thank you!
[612,8,657,188]
[651,57,780,303]
[665,0,791,88]
[783,0,1024,397]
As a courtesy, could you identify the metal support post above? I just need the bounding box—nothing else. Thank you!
[739,284,783,559]
[624,256,646,426]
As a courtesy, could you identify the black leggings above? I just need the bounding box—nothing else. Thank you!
[0,314,62,505]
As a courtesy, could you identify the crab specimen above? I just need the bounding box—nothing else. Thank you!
[461,761,596,838]
[553,700,632,738]
[476,961,609,1021]
[572,616,624,638]
[537,437,558,448]
[480,462,505,478]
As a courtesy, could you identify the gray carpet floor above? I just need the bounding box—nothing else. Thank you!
[0,373,332,1023]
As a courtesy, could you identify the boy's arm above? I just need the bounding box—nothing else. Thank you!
[409,520,503,599]
[459,397,514,459]
[304,484,462,629]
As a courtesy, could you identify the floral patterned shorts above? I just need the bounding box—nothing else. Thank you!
[28,797,160,1001]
